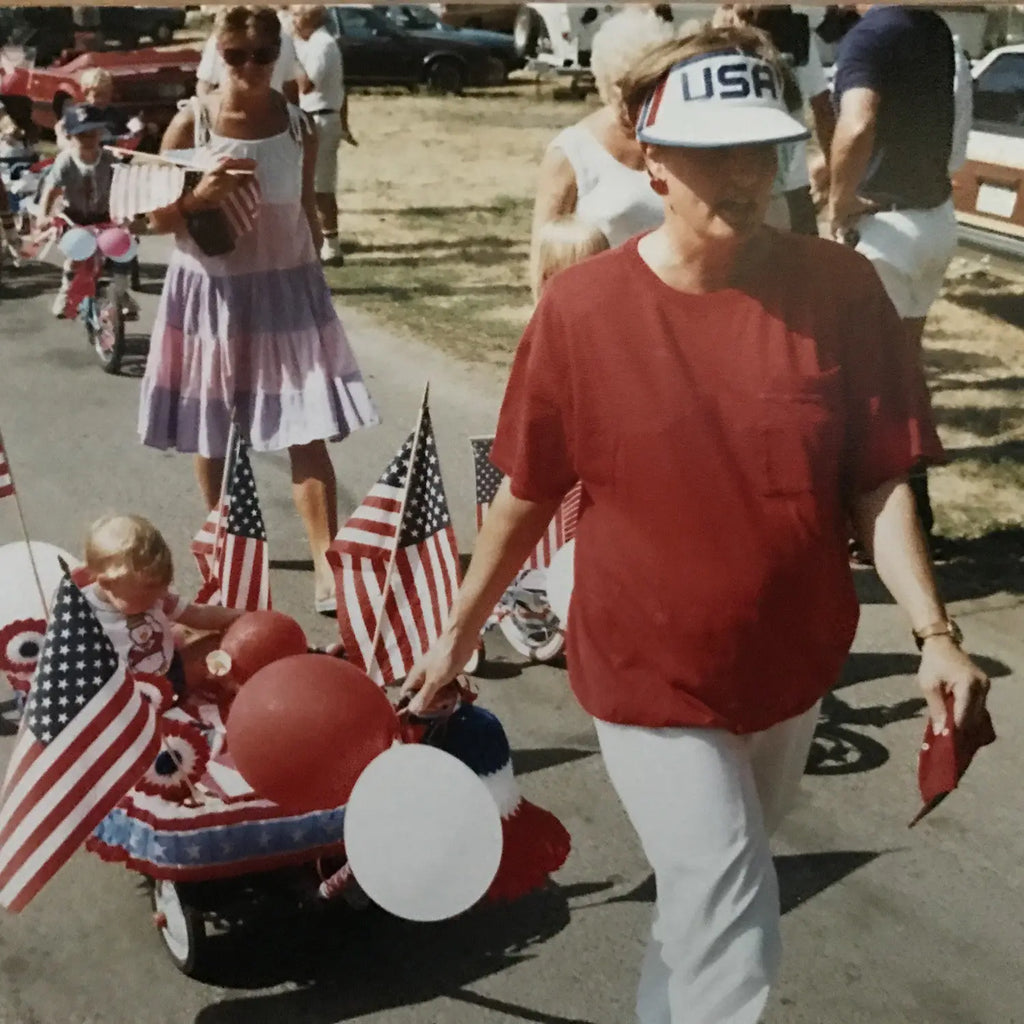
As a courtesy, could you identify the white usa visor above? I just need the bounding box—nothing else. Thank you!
[636,50,810,149]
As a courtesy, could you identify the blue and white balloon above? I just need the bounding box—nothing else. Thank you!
[58,226,97,262]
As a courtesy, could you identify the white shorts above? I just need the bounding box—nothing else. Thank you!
[595,702,821,1024]
[310,111,342,195]
[855,199,957,319]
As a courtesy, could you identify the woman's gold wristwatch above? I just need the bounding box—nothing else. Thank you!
[913,618,963,651]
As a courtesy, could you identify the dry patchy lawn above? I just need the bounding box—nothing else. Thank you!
[328,85,1022,540]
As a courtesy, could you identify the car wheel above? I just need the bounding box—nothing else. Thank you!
[153,22,174,45]
[513,6,541,59]
[425,58,464,96]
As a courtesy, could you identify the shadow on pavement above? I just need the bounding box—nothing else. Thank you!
[854,526,1024,605]
[191,881,604,1024]
[602,850,883,916]
[806,650,1012,777]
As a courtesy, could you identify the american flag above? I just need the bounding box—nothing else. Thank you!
[0,574,160,912]
[109,162,261,240]
[0,435,14,499]
[328,406,460,684]
[471,436,581,570]
[109,163,186,222]
[190,436,270,611]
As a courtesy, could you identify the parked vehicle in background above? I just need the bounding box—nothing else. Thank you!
[512,4,719,73]
[323,5,508,93]
[0,48,199,132]
[97,7,186,50]
[430,3,518,34]
[0,7,76,66]
[0,7,186,62]
[376,5,524,78]
[952,43,1024,258]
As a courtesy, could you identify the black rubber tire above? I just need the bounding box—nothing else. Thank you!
[152,22,174,45]
[513,6,541,59]
[89,292,126,375]
[424,58,464,96]
[151,880,208,978]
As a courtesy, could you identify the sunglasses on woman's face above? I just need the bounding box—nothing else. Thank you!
[221,45,279,67]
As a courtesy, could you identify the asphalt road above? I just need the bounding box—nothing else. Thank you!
[0,239,1022,1024]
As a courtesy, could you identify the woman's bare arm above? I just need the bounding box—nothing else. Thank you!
[529,146,578,298]
[147,107,197,235]
[401,479,563,713]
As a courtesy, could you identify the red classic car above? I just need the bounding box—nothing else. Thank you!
[0,47,199,133]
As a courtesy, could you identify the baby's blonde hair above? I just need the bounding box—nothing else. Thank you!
[85,515,173,586]
[79,68,114,94]
[534,216,610,300]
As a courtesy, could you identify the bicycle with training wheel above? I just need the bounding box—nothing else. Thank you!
[54,217,137,374]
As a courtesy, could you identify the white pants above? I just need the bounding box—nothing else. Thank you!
[594,703,821,1024]
[855,199,957,319]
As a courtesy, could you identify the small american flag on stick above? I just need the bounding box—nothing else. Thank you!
[109,159,261,240]
[0,573,160,912]
[471,436,581,570]
[328,392,460,684]
[191,434,270,611]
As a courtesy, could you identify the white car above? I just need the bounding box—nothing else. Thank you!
[953,43,1024,257]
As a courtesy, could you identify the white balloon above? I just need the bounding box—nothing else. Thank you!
[344,744,503,922]
[0,541,80,626]
[546,539,575,627]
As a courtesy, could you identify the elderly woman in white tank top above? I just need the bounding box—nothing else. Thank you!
[529,7,683,294]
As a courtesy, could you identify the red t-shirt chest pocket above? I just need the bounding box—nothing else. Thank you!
[759,366,844,498]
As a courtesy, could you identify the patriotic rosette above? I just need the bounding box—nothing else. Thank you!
[134,716,208,803]
[87,693,349,881]
[426,703,571,903]
[132,671,175,716]
[0,617,45,699]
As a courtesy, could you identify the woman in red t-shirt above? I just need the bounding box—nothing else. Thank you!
[403,24,991,1024]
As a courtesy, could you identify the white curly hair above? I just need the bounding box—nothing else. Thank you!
[590,6,682,108]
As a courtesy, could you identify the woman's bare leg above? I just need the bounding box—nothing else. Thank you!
[195,455,225,512]
[289,439,338,603]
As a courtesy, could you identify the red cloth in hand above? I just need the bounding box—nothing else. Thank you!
[910,691,995,827]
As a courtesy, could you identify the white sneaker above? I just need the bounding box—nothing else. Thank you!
[319,236,342,264]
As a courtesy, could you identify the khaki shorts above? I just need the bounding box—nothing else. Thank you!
[311,111,342,195]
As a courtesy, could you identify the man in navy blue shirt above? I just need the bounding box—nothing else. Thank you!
[828,5,957,543]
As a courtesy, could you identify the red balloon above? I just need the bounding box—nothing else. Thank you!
[226,654,399,813]
[219,610,308,684]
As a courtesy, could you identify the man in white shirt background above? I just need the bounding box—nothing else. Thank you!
[195,9,299,103]
[291,4,357,264]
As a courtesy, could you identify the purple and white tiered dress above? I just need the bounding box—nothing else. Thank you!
[139,99,378,458]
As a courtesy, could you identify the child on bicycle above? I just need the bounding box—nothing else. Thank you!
[82,514,244,698]
[39,103,140,319]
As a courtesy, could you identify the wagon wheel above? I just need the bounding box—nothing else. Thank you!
[463,639,485,676]
[151,880,208,977]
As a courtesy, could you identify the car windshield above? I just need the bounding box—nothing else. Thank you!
[384,6,443,31]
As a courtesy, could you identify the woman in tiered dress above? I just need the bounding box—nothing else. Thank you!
[141,5,377,612]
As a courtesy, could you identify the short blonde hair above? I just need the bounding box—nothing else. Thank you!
[214,5,282,43]
[79,68,114,95]
[534,216,610,300]
[590,7,679,109]
[619,23,790,133]
[85,515,174,586]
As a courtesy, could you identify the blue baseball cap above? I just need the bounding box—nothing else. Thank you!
[61,104,110,137]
